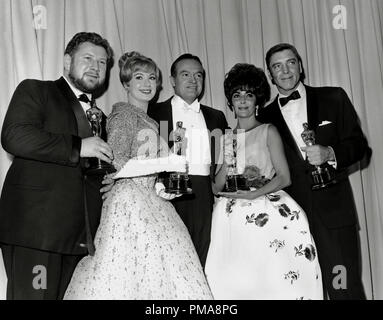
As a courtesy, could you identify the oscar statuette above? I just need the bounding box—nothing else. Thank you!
[223,131,249,192]
[85,100,116,176]
[301,122,337,190]
[224,132,239,192]
[165,121,192,194]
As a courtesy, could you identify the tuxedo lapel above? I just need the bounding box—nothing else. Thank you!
[56,77,98,256]
[305,86,320,134]
[166,99,174,142]
[200,106,219,178]
[161,98,174,149]
[200,105,215,132]
[55,77,92,138]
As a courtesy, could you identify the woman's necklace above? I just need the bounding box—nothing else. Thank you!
[235,122,261,133]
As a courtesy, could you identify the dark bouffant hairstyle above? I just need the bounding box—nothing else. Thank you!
[64,32,114,67]
[118,51,162,89]
[224,63,271,111]
[265,43,305,83]
[170,53,206,79]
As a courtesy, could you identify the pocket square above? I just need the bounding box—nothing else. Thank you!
[319,120,332,126]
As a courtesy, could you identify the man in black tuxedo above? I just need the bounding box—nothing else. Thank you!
[0,32,114,299]
[148,54,228,268]
[257,43,368,299]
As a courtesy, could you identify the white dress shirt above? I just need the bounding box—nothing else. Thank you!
[171,95,211,176]
[279,82,336,166]
[279,82,308,159]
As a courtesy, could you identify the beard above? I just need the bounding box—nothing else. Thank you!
[68,67,103,94]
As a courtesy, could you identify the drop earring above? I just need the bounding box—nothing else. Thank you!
[255,105,259,117]
[231,105,237,119]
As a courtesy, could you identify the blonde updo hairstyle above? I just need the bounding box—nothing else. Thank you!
[118,51,162,90]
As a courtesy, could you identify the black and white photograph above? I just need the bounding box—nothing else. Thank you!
[0,0,382,303]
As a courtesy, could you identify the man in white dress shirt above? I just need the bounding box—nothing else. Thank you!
[148,54,228,268]
[258,43,368,299]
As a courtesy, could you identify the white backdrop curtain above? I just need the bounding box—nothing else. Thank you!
[0,0,382,300]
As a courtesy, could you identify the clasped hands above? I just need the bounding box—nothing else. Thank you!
[216,161,258,200]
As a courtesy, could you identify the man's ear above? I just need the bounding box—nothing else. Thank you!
[63,54,72,73]
[169,76,175,88]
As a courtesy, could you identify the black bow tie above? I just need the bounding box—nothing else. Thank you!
[279,90,301,107]
[78,94,93,105]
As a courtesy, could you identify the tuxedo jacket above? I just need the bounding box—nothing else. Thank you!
[258,85,368,228]
[148,97,228,178]
[0,77,105,255]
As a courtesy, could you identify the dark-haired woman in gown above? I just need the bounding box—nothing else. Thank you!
[205,63,323,300]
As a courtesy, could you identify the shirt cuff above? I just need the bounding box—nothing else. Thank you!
[327,146,337,169]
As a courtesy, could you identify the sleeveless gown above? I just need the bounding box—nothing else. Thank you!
[205,124,323,300]
[64,103,213,300]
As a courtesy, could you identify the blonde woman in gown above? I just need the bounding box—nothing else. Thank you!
[205,64,323,300]
[64,52,212,300]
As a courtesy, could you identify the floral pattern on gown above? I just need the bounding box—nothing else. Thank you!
[205,124,323,300]
[64,102,212,300]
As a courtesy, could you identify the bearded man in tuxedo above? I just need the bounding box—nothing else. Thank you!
[0,32,114,299]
